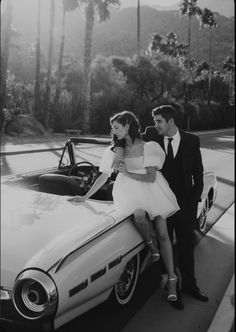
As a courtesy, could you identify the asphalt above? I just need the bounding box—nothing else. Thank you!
[0,128,234,156]
[0,139,64,156]
[121,203,235,332]
[0,136,235,332]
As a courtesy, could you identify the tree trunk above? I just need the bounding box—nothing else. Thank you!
[55,9,66,108]
[187,15,191,70]
[34,0,41,120]
[208,28,213,104]
[81,0,94,134]
[1,0,13,108]
[44,0,55,129]
[137,0,140,57]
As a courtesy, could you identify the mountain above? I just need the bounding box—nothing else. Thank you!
[120,0,179,11]
[120,0,235,18]
[84,7,235,70]
[7,3,235,78]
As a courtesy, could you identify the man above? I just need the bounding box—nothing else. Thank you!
[142,105,208,309]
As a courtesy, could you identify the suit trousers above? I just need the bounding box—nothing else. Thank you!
[167,199,199,290]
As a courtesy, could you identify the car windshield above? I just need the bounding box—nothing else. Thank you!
[60,144,71,167]
[72,138,111,166]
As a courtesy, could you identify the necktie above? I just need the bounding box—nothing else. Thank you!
[167,138,174,160]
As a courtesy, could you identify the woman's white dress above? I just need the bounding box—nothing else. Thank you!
[99,141,180,219]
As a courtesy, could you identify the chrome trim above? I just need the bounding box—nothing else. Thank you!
[0,288,13,300]
[13,269,58,320]
[52,215,130,274]
[108,256,122,269]
[91,267,106,282]
[69,280,88,297]
[122,242,144,259]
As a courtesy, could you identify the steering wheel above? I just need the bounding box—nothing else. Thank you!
[67,161,99,190]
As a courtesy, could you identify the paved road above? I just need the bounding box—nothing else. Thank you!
[0,128,234,332]
[1,128,234,231]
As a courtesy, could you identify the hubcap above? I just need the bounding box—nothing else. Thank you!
[116,258,136,299]
[199,198,209,231]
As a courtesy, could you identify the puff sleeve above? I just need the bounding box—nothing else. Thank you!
[143,141,165,170]
[99,146,115,176]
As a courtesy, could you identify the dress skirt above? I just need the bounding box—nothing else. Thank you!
[112,170,180,220]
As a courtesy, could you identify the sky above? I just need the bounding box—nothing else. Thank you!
[1,0,234,23]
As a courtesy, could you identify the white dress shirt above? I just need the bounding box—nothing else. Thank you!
[164,129,181,158]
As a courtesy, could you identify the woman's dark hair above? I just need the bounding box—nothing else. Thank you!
[111,132,126,148]
[110,111,141,143]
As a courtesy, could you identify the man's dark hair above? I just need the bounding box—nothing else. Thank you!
[152,105,177,123]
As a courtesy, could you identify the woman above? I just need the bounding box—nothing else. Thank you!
[69,111,179,302]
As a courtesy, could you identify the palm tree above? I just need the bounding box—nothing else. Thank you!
[44,0,56,128]
[223,57,235,105]
[137,0,140,57]
[179,0,202,130]
[200,8,217,102]
[34,0,42,120]
[200,8,217,68]
[148,32,188,66]
[147,33,163,60]
[55,0,79,108]
[1,0,13,107]
[80,0,120,133]
[179,0,202,70]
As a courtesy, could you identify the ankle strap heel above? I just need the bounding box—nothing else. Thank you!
[145,240,160,262]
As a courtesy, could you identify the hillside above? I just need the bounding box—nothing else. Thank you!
[120,0,235,19]
[91,7,234,68]
[8,4,235,81]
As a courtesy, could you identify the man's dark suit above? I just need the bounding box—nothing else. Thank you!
[142,126,204,291]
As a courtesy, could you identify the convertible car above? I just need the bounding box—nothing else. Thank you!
[0,137,217,331]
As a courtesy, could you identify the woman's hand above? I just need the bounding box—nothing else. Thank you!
[67,195,85,202]
[112,156,122,172]
[118,160,129,176]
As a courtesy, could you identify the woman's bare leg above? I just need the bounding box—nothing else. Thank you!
[154,216,175,277]
[154,216,177,301]
[133,209,159,259]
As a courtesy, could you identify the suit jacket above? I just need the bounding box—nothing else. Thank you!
[142,126,204,202]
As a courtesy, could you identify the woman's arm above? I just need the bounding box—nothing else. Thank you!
[118,161,156,183]
[110,134,125,171]
[111,147,124,171]
[68,172,109,202]
[84,172,109,199]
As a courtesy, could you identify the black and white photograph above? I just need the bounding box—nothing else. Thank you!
[0,0,234,331]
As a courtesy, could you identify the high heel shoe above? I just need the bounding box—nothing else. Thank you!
[166,277,178,302]
[146,240,160,262]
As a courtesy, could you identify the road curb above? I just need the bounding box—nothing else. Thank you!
[121,204,235,332]
[0,128,233,156]
[0,146,63,156]
[207,274,234,332]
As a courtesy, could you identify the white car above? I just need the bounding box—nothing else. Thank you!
[0,137,217,331]
[196,172,217,232]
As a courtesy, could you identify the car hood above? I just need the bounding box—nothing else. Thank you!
[1,185,115,289]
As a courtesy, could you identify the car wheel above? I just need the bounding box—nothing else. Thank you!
[112,253,140,306]
[196,196,209,233]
